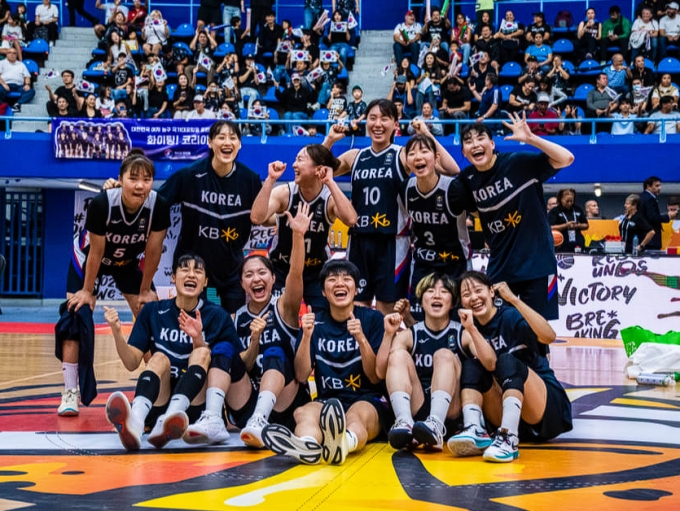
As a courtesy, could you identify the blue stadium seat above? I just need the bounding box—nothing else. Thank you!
[644,57,656,71]
[552,39,574,56]
[166,84,177,99]
[23,38,49,66]
[173,41,191,55]
[657,57,680,74]
[500,84,513,103]
[410,63,421,78]
[562,60,576,74]
[577,59,602,76]
[214,42,235,59]
[499,61,522,78]
[195,84,207,93]
[572,83,594,101]
[22,59,39,79]
[172,23,195,39]
[266,108,279,120]
[242,42,256,57]
[91,48,107,61]
[312,108,329,120]
[460,64,469,79]
[82,62,107,82]
[240,107,248,119]
[262,85,279,104]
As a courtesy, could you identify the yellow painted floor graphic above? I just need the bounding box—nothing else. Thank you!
[1,332,680,510]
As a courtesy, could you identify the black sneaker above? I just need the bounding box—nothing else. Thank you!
[11,105,21,113]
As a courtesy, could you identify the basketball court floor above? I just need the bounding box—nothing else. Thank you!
[1,307,679,511]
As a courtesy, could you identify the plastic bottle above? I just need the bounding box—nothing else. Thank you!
[636,373,676,386]
[632,235,639,256]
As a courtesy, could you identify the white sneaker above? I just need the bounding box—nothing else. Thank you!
[483,428,519,463]
[319,398,348,465]
[58,388,79,416]
[262,424,322,465]
[106,391,143,451]
[240,414,268,448]
[412,416,445,451]
[184,411,230,445]
[447,423,493,457]
[148,411,189,449]
[388,417,415,450]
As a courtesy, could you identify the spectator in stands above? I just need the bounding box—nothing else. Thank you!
[51,95,75,121]
[238,53,261,110]
[408,100,443,136]
[526,11,551,44]
[602,5,631,61]
[451,12,472,65]
[549,188,589,252]
[473,11,495,43]
[645,94,680,133]
[27,0,59,46]
[216,52,239,86]
[0,0,10,28]
[45,70,78,117]
[186,27,218,86]
[13,4,28,31]
[257,10,282,67]
[470,72,500,124]
[603,53,629,96]
[508,76,537,115]
[196,0,221,32]
[518,55,542,86]
[111,52,133,100]
[660,2,680,58]
[631,54,656,86]
[144,79,169,118]
[469,51,493,92]
[525,33,553,73]
[275,72,315,135]
[422,7,451,52]
[416,51,444,113]
[495,9,524,65]
[389,75,415,116]
[546,196,558,213]
[585,199,602,219]
[635,0,667,20]
[586,73,618,127]
[303,0,323,30]
[611,97,638,134]
[326,81,348,120]
[113,97,130,117]
[475,0,494,27]
[538,76,568,110]
[427,35,450,70]
[640,176,677,250]
[0,48,34,111]
[440,77,471,131]
[393,9,421,65]
[186,94,216,119]
[94,0,128,40]
[2,15,25,60]
[298,29,320,68]
[559,103,583,135]
[204,81,223,112]
[312,54,342,106]
[243,98,271,136]
[172,74,195,119]
[576,8,602,62]
[104,30,129,71]
[395,55,417,88]
[142,10,169,57]
[474,25,500,72]
[333,0,359,20]
[529,93,560,136]
[346,84,366,135]
[76,92,103,119]
[326,10,352,65]
[651,72,679,109]
[392,96,411,136]
[630,8,659,62]
[96,85,115,116]
[545,55,571,96]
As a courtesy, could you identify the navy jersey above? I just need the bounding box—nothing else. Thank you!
[405,175,470,270]
[451,152,558,283]
[75,188,171,270]
[350,144,410,236]
[158,158,262,289]
[234,297,299,383]
[410,320,464,392]
[269,183,332,275]
[303,306,385,402]
[128,298,239,380]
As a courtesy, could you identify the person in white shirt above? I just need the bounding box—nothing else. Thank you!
[1,15,25,60]
[94,0,129,39]
[660,2,680,59]
[630,7,659,62]
[611,97,637,135]
[0,48,35,111]
[393,9,422,65]
[645,95,680,135]
[185,95,217,120]
[29,0,59,45]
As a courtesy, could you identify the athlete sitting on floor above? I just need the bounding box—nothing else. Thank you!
[262,259,389,465]
[104,254,241,451]
[377,273,466,451]
[446,271,573,462]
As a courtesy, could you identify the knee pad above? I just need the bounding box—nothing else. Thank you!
[210,342,236,374]
[460,358,493,394]
[494,352,529,394]
[174,365,207,401]
[136,370,161,402]
[262,346,287,375]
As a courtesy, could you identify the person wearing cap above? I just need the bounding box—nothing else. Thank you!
[528,92,559,135]
[526,11,551,44]
[275,72,316,135]
[186,94,217,119]
[389,74,416,116]
[238,53,261,111]
[660,2,680,58]
[602,5,631,62]
[393,10,422,66]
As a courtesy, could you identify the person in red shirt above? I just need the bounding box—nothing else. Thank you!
[127,0,147,36]
[529,93,559,135]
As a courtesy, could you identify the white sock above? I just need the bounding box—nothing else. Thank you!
[500,396,522,437]
[429,390,452,426]
[462,404,485,429]
[131,396,152,423]
[253,390,276,421]
[389,391,413,425]
[346,430,358,452]
[165,394,190,415]
[62,362,78,390]
[205,387,225,416]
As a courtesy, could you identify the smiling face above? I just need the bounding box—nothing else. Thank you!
[460,276,495,320]
[241,257,274,304]
[461,127,495,171]
[172,258,207,299]
[292,147,317,185]
[209,123,241,169]
[322,271,357,309]
[366,104,397,147]
[406,138,437,178]
[86,94,96,107]
[421,280,454,320]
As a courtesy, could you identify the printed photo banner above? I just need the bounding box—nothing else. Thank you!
[52,119,216,161]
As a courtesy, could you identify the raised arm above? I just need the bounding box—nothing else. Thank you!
[294,308,315,382]
[493,282,556,345]
[322,123,359,176]
[104,306,145,371]
[502,111,574,169]
[348,311,380,384]
[407,118,460,175]
[250,161,288,224]
[376,312,406,380]
[458,309,497,371]
[279,202,313,326]
[321,165,357,226]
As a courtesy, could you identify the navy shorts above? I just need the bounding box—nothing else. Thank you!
[508,275,559,357]
[226,380,311,430]
[272,264,329,311]
[348,233,410,303]
[325,393,395,440]
[519,376,573,442]
[67,258,148,296]
[412,387,464,438]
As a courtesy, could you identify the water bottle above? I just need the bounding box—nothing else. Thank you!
[636,373,676,386]
[632,235,639,256]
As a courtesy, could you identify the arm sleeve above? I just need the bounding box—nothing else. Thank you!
[150,195,172,231]
[83,193,109,236]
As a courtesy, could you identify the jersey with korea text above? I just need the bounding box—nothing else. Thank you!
[304,306,385,402]
[410,320,465,392]
[453,152,558,282]
[350,144,409,236]
[269,183,332,275]
[128,298,239,380]
[158,158,262,289]
[234,297,298,384]
[76,188,170,269]
[405,175,470,270]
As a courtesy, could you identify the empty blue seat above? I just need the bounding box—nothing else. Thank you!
[499,61,522,78]
[552,39,574,55]
[214,42,235,59]
[657,57,680,74]
[172,23,195,39]
[572,83,594,101]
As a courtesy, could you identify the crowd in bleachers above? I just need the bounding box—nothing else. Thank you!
[2,1,680,134]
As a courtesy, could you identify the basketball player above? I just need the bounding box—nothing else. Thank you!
[57,150,170,416]
[261,259,389,465]
[323,101,460,316]
[183,203,313,447]
[446,271,572,462]
[250,144,357,309]
[104,254,241,451]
